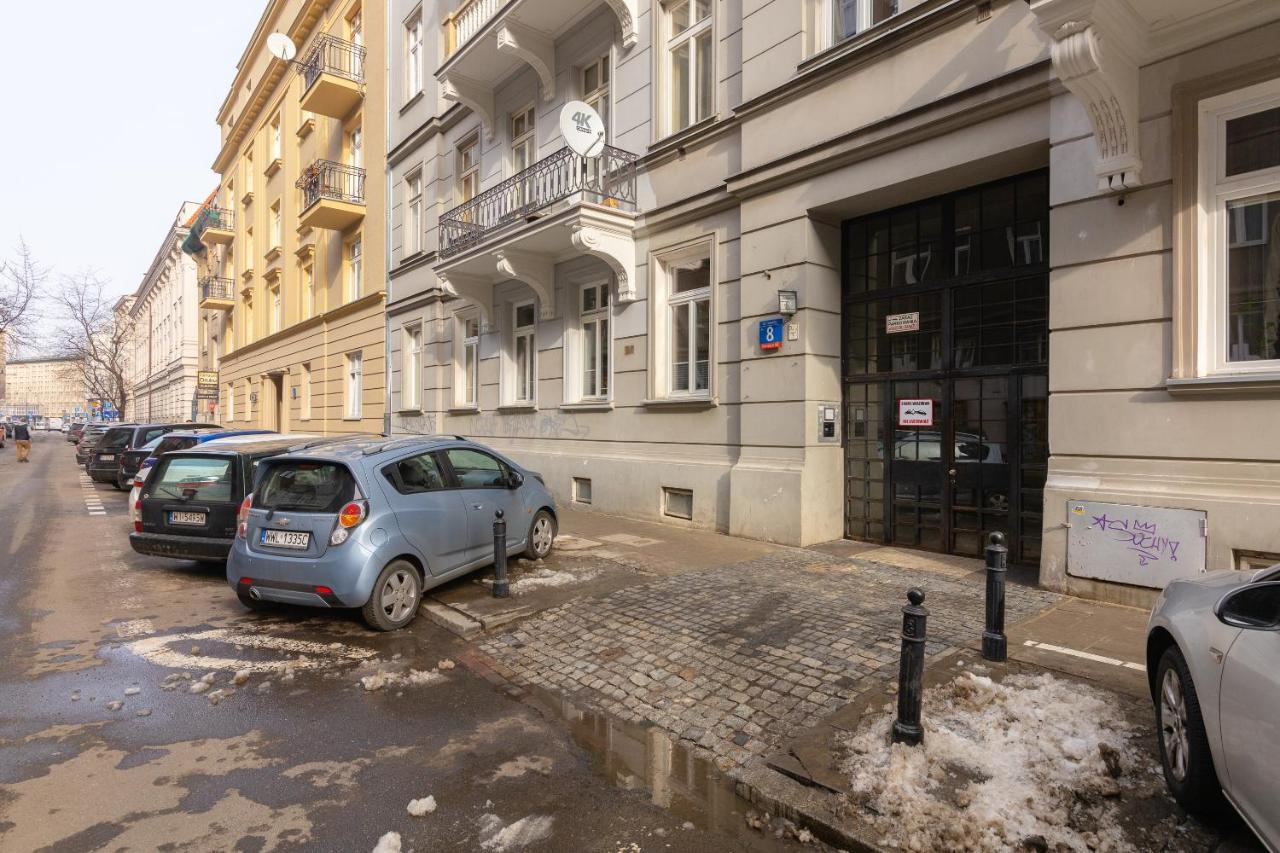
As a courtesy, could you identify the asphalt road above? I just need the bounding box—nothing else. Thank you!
[0,431,810,852]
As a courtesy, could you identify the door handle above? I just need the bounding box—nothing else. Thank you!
[471,503,483,510]
[948,468,957,477]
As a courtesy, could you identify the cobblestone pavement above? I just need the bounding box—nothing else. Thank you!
[479,548,1062,772]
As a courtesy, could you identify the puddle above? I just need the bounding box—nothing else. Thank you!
[527,687,819,851]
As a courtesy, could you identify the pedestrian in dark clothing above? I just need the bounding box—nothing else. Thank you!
[14,423,32,462]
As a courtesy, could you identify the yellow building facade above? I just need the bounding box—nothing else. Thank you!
[2,357,84,420]
[198,0,385,435]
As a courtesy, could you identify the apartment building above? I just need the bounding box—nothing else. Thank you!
[199,0,386,435]
[2,357,83,419]
[388,0,1280,605]
[125,202,204,423]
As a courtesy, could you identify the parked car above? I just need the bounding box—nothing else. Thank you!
[76,423,124,466]
[1146,564,1280,848]
[127,429,276,508]
[3,422,15,439]
[227,436,557,631]
[88,423,218,489]
[130,434,329,565]
[67,422,86,443]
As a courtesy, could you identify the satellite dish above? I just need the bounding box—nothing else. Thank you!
[559,101,606,158]
[267,32,298,62]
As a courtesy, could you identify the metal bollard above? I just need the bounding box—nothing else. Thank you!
[891,587,928,747]
[492,509,510,599]
[982,531,1008,662]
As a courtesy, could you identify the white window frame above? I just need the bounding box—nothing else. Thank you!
[303,263,315,319]
[454,312,481,408]
[346,350,364,419]
[569,280,612,402]
[347,237,363,302]
[405,170,423,256]
[269,283,282,334]
[508,300,538,406]
[270,114,282,161]
[652,239,715,399]
[226,381,235,421]
[1196,78,1280,378]
[403,323,423,410]
[807,0,897,55]
[661,0,714,137]
[405,10,423,101]
[510,104,536,175]
[300,362,312,420]
[270,201,282,250]
[458,136,479,203]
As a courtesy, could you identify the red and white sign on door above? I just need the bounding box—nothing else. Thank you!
[898,399,934,427]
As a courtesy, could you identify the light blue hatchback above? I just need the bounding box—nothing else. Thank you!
[226,435,557,630]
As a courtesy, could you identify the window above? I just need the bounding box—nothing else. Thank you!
[300,362,312,419]
[663,486,693,520]
[405,12,423,100]
[512,302,537,404]
[580,282,611,399]
[244,150,254,198]
[404,324,422,409]
[226,383,235,421]
[406,170,422,255]
[459,137,479,203]
[270,201,282,250]
[244,295,255,345]
[459,314,480,407]
[807,0,897,54]
[387,452,446,494]
[347,238,363,302]
[1197,79,1280,376]
[664,0,713,135]
[573,477,592,504]
[348,126,363,169]
[346,350,363,419]
[583,55,611,132]
[245,227,255,267]
[269,283,282,334]
[270,114,282,161]
[511,106,536,174]
[660,247,712,396]
[444,448,509,488]
[303,264,315,318]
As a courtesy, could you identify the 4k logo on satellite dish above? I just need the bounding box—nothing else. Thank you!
[560,101,606,158]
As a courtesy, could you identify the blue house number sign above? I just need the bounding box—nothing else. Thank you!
[759,318,784,351]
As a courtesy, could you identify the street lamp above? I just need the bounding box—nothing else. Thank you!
[777,289,797,316]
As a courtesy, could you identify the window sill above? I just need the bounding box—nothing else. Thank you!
[342,416,363,421]
[1166,373,1280,394]
[560,401,613,412]
[400,90,425,115]
[240,191,254,206]
[650,115,720,158]
[641,396,717,409]
[448,405,480,414]
[296,118,315,140]
[497,404,537,412]
[264,158,283,178]
[395,408,424,415]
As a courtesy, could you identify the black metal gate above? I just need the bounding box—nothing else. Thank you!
[841,171,1049,565]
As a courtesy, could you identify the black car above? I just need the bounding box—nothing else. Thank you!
[118,429,227,488]
[76,423,125,466]
[130,434,337,564]
[89,423,218,489]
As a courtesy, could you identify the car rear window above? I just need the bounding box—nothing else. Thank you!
[99,429,133,449]
[256,461,356,513]
[150,456,235,503]
[154,436,196,456]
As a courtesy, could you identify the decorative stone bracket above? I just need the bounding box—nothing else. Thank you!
[441,73,496,140]
[568,213,638,303]
[439,271,496,332]
[494,248,556,319]
[603,0,639,49]
[496,20,556,102]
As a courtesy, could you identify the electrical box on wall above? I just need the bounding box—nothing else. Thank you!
[817,403,839,443]
[1066,500,1207,589]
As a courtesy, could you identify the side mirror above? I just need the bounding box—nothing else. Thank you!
[1215,581,1280,630]
[506,470,524,489]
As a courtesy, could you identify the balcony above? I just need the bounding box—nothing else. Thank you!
[194,206,234,247]
[199,276,235,310]
[297,160,366,231]
[435,145,640,327]
[438,0,638,134]
[300,34,366,119]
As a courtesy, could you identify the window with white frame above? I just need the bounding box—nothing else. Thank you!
[269,283,282,334]
[459,137,479,203]
[663,0,713,136]
[346,350,364,419]
[300,362,312,419]
[458,314,480,407]
[1197,78,1280,376]
[226,382,235,421]
[583,55,611,132]
[406,170,422,255]
[243,295,255,345]
[580,282,611,399]
[347,238,363,302]
[806,0,897,55]
[270,201,282,250]
[404,324,422,410]
[270,114,282,161]
[405,11,423,101]
[348,126,363,169]
[511,106,536,174]
[303,263,315,318]
[656,243,713,397]
[512,302,537,405]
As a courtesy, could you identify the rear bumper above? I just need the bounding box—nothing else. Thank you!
[87,462,120,481]
[226,536,378,608]
[233,577,345,607]
[130,532,231,562]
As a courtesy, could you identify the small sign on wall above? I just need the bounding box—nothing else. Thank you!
[886,312,920,334]
[898,398,933,427]
[759,318,784,351]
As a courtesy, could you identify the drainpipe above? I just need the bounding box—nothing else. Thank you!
[383,0,393,438]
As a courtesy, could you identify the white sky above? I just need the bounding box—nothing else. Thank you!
[1,0,266,342]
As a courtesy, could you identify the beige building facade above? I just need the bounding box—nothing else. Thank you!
[385,0,1280,604]
[2,357,84,420]
[199,0,387,435]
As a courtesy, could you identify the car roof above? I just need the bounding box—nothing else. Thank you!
[160,428,275,442]
[269,434,478,465]
[179,433,331,454]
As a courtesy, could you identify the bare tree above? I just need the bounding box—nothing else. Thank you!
[0,237,45,349]
[52,271,133,418]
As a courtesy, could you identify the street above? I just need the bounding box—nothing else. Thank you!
[0,432,810,852]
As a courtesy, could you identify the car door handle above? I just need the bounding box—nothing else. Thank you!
[471,503,483,510]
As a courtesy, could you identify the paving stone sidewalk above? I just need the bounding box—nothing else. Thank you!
[479,547,1062,772]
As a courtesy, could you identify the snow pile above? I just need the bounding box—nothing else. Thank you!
[360,668,446,692]
[371,831,401,853]
[407,795,437,816]
[841,671,1139,852]
[478,814,555,852]
[486,567,599,595]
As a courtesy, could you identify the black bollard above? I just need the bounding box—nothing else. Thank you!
[982,531,1008,662]
[891,587,928,747]
[492,509,510,598]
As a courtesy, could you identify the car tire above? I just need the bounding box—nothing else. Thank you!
[361,560,422,632]
[1155,646,1226,817]
[113,474,127,491]
[236,590,269,610]
[523,510,556,560]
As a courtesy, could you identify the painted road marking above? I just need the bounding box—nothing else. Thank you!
[80,477,110,515]
[125,627,377,673]
[1023,640,1146,672]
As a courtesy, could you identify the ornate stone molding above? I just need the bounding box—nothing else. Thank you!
[568,214,637,303]
[602,0,639,49]
[496,20,556,102]
[494,248,556,319]
[438,271,496,331]
[441,73,496,140]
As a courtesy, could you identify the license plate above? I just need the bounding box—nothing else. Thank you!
[100,454,115,462]
[262,529,310,549]
[169,511,206,526]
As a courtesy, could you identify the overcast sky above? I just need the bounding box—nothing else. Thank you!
[1,1,265,350]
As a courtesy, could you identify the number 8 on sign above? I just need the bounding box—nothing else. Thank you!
[760,318,784,351]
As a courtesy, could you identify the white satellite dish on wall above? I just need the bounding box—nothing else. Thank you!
[560,101,606,158]
[267,32,298,62]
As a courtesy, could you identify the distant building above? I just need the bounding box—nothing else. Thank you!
[2,356,84,419]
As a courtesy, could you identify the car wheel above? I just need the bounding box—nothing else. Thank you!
[361,560,422,631]
[1155,646,1225,816]
[236,590,269,610]
[113,474,126,491]
[523,510,556,560]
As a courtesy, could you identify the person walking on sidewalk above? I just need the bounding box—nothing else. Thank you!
[13,422,32,462]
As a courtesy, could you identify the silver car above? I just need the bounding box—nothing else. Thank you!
[1146,565,1280,849]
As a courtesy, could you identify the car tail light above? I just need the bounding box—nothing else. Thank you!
[329,500,368,546]
[132,499,142,533]
[236,493,253,539]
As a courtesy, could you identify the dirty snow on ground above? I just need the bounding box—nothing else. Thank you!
[481,566,600,595]
[478,814,555,851]
[407,795,437,816]
[371,830,401,853]
[359,667,446,692]
[841,670,1141,852]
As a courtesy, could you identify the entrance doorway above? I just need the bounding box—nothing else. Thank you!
[268,373,285,433]
[842,171,1049,566]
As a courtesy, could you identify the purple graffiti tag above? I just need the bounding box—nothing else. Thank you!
[1090,513,1181,568]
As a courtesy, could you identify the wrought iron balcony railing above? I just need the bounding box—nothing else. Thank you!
[200,276,234,303]
[302,34,366,90]
[195,205,234,235]
[297,160,366,210]
[439,145,639,258]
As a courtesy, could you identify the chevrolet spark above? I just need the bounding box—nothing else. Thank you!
[227,436,557,631]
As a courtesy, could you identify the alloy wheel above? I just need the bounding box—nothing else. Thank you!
[379,569,418,623]
[531,516,553,557]
[1160,667,1190,782]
